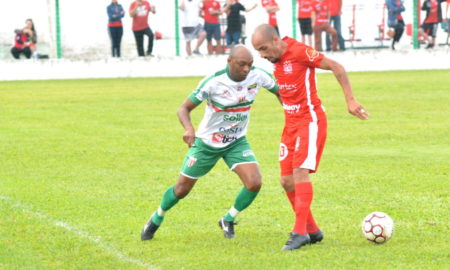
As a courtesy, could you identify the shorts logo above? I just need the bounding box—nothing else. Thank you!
[187,156,197,167]
[306,48,320,62]
[279,143,288,161]
[243,150,254,157]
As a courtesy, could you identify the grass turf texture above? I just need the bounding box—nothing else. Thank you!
[0,70,449,270]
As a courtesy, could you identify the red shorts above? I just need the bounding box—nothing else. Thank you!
[279,118,327,176]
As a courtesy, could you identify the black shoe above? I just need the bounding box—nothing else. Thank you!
[141,219,159,241]
[426,43,435,49]
[282,232,311,250]
[218,218,236,239]
[309,229,323,244]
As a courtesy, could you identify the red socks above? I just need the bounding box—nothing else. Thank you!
[291,182,318,235]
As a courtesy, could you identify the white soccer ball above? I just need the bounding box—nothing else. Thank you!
[362,212,394,244]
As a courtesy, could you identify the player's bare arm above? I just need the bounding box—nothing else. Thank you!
[177,99,198,147]
[319,57,369,120]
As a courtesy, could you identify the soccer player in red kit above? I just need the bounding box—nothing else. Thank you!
[252,24,369,250]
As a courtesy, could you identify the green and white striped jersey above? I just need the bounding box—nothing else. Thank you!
[188,65,278,148]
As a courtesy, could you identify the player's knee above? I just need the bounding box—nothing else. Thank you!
[280,176,294,192]
[245,174,262,192]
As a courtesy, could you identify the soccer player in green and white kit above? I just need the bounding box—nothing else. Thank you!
[141,45,279,240]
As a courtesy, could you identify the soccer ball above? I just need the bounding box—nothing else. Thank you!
[362,212,394,244]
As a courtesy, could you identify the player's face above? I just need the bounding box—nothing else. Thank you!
[228,55,253,82]
[252,36,281,63]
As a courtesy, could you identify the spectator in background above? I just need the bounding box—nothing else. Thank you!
[312,0,338,51]
[179,0,206,56]
[297,0,313,47]
[11,29,31,59]
[130,0,156,56]
[223,0,257,49]
[261,0,280,35]
[201,0,223,54]
[23,19,37,58]
[326,0,345,51]
[386,0,405,50]
[107,0,125,57]
[419,0,446,49]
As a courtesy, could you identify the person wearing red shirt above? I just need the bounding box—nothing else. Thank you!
[312,0,338,51]
[130,0,156,56]
[262,0,280,35]
[326,0,345,51]
[297,0,313,46]
[419,0,446,48]
[201,0,223,54]
[252,24,368,250]
[11,29,31,59]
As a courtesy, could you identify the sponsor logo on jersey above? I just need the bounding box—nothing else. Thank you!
[242,150,254,157]
[306,48,320,62]
[219,125,243,134]
[282,103,301,114]
[187,156,198,167]
[201,90,209,99]
[223,113,248,122]
[279,83,297,92]
[283,60,293,74]
[279,143,288,161]
[221,89,232,98]
[237,95,247,103]
[212,133,237,143]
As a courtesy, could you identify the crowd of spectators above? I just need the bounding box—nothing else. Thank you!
[10,0,450,59]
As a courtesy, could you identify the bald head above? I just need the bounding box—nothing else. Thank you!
[227,45,253,82]
[229,45,252,60]
[252,24,278,43]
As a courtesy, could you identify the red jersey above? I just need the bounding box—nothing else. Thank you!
[130,1,151,31]
[262,0,278,26]
[312,0,330,25]
[14,33,29,49]
[328,0,341,16]
[202,0,221,24]
[274,37,326,123]
[297,0,313,18]
[424,0,439,23]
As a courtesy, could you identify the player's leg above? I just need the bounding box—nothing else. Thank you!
[325,24,338,51]
[144,27,154,55]
[141,139,221,240]
[133,30,145,56]
[282,119,327,250]
[194,25,206,54]
[219,137,260,238]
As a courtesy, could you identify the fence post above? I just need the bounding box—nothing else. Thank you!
[55,0,62,58]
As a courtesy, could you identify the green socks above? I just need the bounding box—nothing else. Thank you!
[151,186,180,226]
[223,186,259,222]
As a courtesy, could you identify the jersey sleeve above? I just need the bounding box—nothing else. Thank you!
[296,44,324,68]
[188,74,214,105]
[255,67,278,93]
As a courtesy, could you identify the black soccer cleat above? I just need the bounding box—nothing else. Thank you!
[309,229,324,244]
[141,219,159,241]
[218,218,236,239]
[282,232,311,250]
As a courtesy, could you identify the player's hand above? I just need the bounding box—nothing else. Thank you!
[347,99,369,120]
[183,129,195,147]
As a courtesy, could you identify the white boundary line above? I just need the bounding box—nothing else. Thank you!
[0,195,158,270]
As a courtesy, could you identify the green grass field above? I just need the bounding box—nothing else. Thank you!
[0,70,449,270]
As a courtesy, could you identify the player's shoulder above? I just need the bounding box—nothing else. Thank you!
[251,66,273,78]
